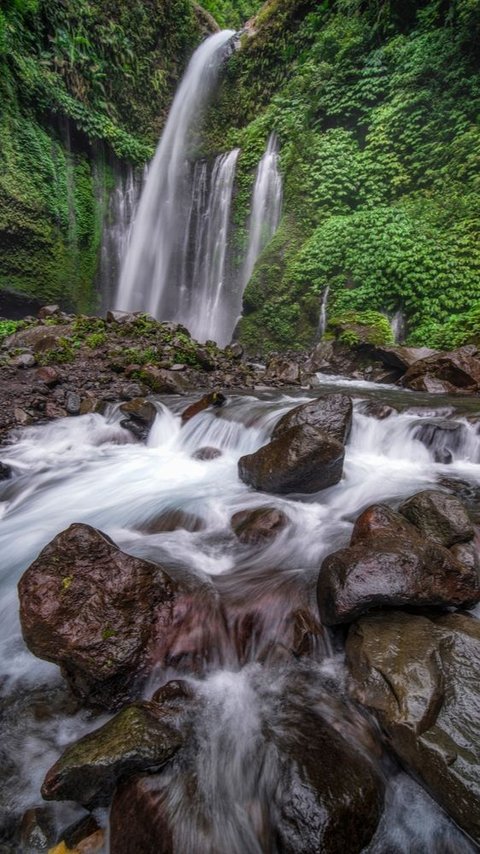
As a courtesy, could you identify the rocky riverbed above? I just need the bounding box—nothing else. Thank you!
[1,308,480,853]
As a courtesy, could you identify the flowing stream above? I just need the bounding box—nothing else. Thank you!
[1,380,479,851]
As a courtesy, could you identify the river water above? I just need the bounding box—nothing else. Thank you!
[0,379,479,851]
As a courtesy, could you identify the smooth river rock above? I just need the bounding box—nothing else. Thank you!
[346,611,480,843]
[238,424,345,495]
[399,489,475,547]
[230,506,289,545]
[318,503,480,625]
[271,393,352,444]
[400,346,480,393]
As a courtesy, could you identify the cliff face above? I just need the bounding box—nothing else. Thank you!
[0,0,207,311]
[203,0,480,350]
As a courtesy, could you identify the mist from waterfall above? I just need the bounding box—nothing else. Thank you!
[99,164,141,311]
[115,30,235,320]
[241,133,283,292]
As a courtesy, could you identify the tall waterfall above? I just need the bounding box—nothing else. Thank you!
[179,149,240,345]
[115,30,235,321]
[241,133,283,290]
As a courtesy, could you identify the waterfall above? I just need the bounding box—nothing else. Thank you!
[178,149,240,345]
[317,285,330,339]
[99,164,141,311]
[390,308,405,343]
[241,133,283,291]
[115,30,236,322]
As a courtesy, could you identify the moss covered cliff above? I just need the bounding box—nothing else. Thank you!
[0,0,210,310]
[203,0,480,350]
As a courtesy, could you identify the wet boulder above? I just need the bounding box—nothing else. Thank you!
[42,685,192,807]
[119,398,157,440]
[139,366,191,394]
[371,345,437,372]
[346,611,480,844]
[265,356,301,384]
[181,391,226,424]
[230,506,289,545]
[399,489,475,547]
[400,347,480,393]
[18,524,179,708]
[238,424,345,495]
[272,393,352,444]
[318,503,480,625]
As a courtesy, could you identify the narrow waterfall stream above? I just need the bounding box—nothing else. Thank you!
[0,380,479,851]
[241,133,283,292]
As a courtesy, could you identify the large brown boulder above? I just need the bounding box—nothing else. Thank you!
[18,524,222,708]
[346,611,480,843]
[318,503,480,625]
[238,424,345,495]
[371,345,437,371]
[272,393,352,444]
[399,489,475,547]
[42,685,191,807]
[400,347,480,393]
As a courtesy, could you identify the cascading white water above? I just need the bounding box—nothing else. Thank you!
[317,285,330,339]
[1,382,479,851]
[241,133,283,292]
[115,30,235,319]
[178,148,240,345]
[99,164,141,311]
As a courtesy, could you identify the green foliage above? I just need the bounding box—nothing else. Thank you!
[201,0,261,29]
[208,0,480,349]
[0,0,206,311]
[327,310,394,346]
[411,303,480,349]
[0,319,21,340]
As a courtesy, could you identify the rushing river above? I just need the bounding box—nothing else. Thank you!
[1,379,479,852]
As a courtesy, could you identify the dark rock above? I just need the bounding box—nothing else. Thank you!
[6,324,71,353]
[272,393,352,444]
[106,310,138,324]
[194,347,216,370]
[37,304,61,319]
[450,541,480,575]
[45,401,67,419]
[371,345,437,371]
[120,382,145,400]
[119,399,157,429]
[400,347,480,393]
[358,400,397,420]
[65,391,81,415]
[11,352,36,368]
[20,806,56,852]
[61,814,101,850]
[238,424,345,495]
[140,366,191,394]
[399,489,474,547]
[110,774,173,854]
[228,342,244,359]
[275,698,384,854]
[265,356,300,384]
[346,611,480,844]
[42,695,189,808]
[304,341,335,373]
[231,506,288,545]
[0,462,11,481]
[18,524,178,708]
[181,392,226,424]
[35,366,60,386]
[318,503,480,625]
[191,446,222,461]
